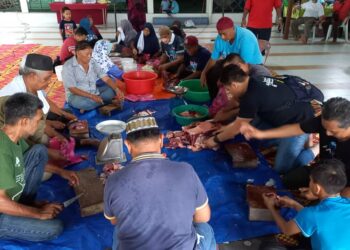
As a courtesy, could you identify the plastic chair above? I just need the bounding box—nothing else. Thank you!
[325,16,350,43]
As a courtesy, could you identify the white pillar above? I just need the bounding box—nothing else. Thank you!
[147,0,154,14]
[206,0,213,23]
[20,0,29,13]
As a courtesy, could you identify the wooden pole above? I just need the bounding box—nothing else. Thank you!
[283,0,295,40]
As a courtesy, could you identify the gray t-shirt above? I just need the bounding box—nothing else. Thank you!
[249,64,271,78]
[104,154,208,250]
[62,56,107,100]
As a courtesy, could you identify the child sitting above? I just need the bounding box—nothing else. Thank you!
[59,7,77,41]
[60,27,87,64]
[263,159,350,250]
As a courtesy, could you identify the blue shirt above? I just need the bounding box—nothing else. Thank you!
[211,25,263,64]
[294,196,350,250]
[104,153,208,250]
[171,0,180,14]
[184,46,211,72]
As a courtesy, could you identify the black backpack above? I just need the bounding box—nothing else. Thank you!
[259,75,324,109]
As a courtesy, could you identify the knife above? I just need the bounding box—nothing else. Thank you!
[63,193,84,208]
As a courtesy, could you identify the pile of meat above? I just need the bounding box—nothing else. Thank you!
[179,110,203,118]
[99,162,124,184]
[165,121,221,151]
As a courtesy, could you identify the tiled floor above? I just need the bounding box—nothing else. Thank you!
[0,22,349,250]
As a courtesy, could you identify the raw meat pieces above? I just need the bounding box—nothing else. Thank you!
[179,110,203,118]
[99,162,124,184]
[165,121,221,152]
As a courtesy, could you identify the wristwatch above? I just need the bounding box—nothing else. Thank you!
[213,134,221,144]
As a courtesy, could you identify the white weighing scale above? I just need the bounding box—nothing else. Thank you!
[95,120,127,164]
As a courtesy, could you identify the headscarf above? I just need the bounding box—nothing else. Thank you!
[136,23,160,55]
[80,17,97,42]
[92,40,114,73]
[118,19,137,47]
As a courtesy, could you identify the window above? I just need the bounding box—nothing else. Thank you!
[0,0,21,12]
[154,0,207,13]
[213,0,244,13]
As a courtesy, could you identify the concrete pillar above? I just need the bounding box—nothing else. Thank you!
[206,0,213,23]
[20,0,28,13]
[147,0,154,14]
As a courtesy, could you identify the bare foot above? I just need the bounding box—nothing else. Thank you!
[299,36,307,44]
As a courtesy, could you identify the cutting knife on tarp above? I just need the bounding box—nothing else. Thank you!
[63,193,84,208]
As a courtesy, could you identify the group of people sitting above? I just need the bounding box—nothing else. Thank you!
[1,7,350,250]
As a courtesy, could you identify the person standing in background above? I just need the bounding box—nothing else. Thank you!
[59,7,77,41]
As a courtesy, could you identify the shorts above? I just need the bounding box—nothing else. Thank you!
[247,27,272,41]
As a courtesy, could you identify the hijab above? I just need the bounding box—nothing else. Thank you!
[92,40,114,73]
[136,22,160,55]
[118,19,137,47]
[80,17,97,42]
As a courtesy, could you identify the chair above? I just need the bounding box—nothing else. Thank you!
[325,16,350,43]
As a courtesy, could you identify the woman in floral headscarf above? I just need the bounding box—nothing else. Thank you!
[92,40,123,80]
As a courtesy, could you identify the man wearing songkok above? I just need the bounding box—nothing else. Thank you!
[104,115,216,250]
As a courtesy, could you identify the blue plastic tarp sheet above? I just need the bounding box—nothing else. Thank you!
[0,98,295,249]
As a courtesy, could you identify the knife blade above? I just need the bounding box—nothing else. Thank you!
[63,193,84,208]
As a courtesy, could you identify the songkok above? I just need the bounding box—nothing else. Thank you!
[216,17,234,31]
[184,36,198,47]
[24,54,53,71]
[126,115,159,135]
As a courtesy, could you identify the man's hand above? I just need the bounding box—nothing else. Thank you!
[200,72,207,87]
[204,137,219,149]
[241,18,247,27]
[48,120,66,130]
[90,94,104,104]
[37,203,63,220]
[62,111,77,121]
[299,187,318,201]
[262,193,278,210]
[45,125,67,142]
[240,124,264,140]
[132,48,138,56]
[115,88,124,102]
[277,18,283,31]
[60,169,79,186]
[276,195,298,208]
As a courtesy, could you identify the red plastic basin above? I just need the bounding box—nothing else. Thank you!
[122,70,158,95]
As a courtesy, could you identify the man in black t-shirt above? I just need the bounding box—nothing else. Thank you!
[241,97,350,197]
[205,64,317,174]
[173,36,211,81]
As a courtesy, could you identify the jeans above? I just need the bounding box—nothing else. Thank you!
[68,84,116,111]
[255,121,314,174]
[112,223,216,250]
[0,144,63,242]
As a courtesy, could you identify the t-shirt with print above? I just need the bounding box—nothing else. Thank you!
[60,36,77,63]
[300,116,350,185]
[245,0,282,28]
[238,77,314,126]
[211,25,263,64]
[104,154,208,250]
[294,196,350,250]
[0,130,29,201]
[184,46,211,72]
[161,35,184,62]
[59,20,77,41]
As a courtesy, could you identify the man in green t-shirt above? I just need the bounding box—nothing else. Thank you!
[0,93,63,242]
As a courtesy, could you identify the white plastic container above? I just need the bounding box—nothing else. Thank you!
[55,65,63,81]
[65,0,76,3]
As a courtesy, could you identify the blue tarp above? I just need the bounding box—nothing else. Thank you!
[0,98,295,249]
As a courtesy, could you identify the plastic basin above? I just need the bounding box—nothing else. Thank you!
[178,79,210,103]
[172,104,209,126]
[122,70,158,95]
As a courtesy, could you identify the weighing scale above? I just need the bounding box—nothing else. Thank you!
[95,120,126,164]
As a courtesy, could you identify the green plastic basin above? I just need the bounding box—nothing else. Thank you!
[178,79,210,103]
[172,104,209,126]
